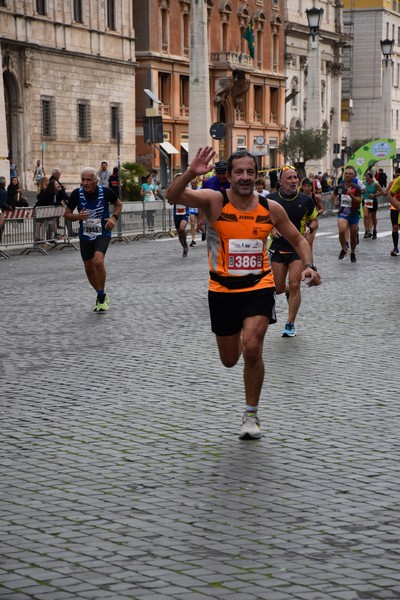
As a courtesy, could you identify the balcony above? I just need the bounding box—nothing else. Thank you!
[160,104,170,117]
[211,51,254,71]
[179,105,189,117]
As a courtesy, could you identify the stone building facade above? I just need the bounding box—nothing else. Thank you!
[134,0,287,186]
[0,0,136,190]
[343,0,400,161]
[284,1,347,175]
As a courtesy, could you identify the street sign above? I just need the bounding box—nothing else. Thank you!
[253,143,269,156]
[333,157,342,168]
[210,122,226,140]
[42,142,47,151]
[144,116,163,143]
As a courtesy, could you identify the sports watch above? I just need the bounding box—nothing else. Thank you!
[304,263,318,271]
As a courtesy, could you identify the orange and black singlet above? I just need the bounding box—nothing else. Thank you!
[207,190,275,293]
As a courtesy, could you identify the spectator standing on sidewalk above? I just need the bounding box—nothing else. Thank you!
[0,177,9,243]
[166,147,320,440]
[64,167,122,312]
[98,161,111,188]
[376,168,388,189]
[140,173,158,230]
[33,160,45,190]
[9,157,18,179]
[108,167,120,199]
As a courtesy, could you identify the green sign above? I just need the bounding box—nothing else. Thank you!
[347,138,396,178]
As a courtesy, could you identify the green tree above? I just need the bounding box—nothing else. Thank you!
[277,128,329,179]
[120,162,148,201]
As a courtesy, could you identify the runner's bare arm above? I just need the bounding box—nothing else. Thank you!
[388,191,400,211]
[64,206,89,221]
[268,200,321,286]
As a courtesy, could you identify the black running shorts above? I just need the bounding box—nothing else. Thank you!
[208,287,276,336]
[80,235,111,262]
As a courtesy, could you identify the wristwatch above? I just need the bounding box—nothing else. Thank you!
[304,263,318,271]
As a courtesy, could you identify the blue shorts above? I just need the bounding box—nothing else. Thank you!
[189,208,198,215]
[174,214,188,229]
[338,213,360,225]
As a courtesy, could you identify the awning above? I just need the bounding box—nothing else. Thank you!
[160,141,179,154]
[181,142,189,153]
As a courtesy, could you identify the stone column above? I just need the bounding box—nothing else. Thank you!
[189,0,211,163]
[0,44,10,183]
[306,35,321,131]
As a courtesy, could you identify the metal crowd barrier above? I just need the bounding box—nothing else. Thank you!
[111,200,175,244]
[0,201,176,258]
[319,192,389,217]
[0,206,78,258]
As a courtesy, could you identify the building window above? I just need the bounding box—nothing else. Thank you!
[270,88,278,123]
[254,85,263,122]
[158,72,171,115]
[222,22,229,51]
[161,9,169,52]
[111,104,122,141]
[180,75,189,116]
[183,12,189,57]
[41,96,55,138]
[36,0,46,15]
[73,0,83,23]
[77,101,91,140]
[272,33,278,71]
[107,0,115,30]
[0,0,7,6]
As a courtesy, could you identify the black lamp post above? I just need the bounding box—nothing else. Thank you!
[306,7,324,42]
[380,38,394,63]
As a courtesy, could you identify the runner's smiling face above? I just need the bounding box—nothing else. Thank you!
[81,172,97,194]
[279,168,298,195]
[228,156,257,197]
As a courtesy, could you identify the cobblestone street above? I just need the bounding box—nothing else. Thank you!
[1,212,400,600]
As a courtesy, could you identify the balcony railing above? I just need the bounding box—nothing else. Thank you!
[160,104,170,116]
[179,105,189,117]
[211,51,254,70]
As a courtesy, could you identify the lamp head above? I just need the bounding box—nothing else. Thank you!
[380,38,394,61]
[306,7,324,40]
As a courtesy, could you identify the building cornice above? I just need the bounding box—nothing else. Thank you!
[0,37,137,68]
[285,22,350,47]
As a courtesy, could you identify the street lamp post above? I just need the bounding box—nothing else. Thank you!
[305,7,324,131]
[305,7,324,174]
[380,38,394,140]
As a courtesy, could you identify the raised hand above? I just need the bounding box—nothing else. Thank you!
[189,146,216,176]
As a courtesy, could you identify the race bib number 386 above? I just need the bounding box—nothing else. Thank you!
[228,239,263,275]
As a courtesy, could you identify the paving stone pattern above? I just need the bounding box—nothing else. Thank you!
[1,213,400,600]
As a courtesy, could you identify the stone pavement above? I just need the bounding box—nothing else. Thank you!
[1,211,400,600]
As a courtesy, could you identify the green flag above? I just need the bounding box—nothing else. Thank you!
[243,19,255,59]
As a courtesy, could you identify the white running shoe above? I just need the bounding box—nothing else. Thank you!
[239,412,261,440]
